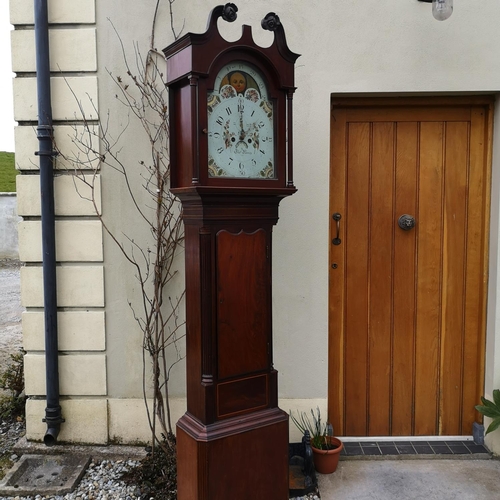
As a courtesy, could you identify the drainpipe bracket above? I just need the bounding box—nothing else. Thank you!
[42,416,66,424]
[43,406,65,425]
[35,150,59,157]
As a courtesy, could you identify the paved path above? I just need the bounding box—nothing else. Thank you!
[319,458,500,500]
[0,261,23,391]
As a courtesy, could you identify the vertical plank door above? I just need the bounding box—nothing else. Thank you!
[328,97,493,436]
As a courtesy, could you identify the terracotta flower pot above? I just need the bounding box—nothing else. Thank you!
[311,436,343,474]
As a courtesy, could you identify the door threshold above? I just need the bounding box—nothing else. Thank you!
[341,435,473,442]
[338,437,489,458]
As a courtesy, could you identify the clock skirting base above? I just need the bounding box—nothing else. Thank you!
[176,408,289,500]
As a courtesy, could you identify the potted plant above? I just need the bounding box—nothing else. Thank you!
[290,407,343,474]
[475,389,500,435]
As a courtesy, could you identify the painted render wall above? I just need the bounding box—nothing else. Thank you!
[0,194,20,260]
[11,0,500,449]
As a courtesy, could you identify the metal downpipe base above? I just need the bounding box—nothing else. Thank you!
[43,405,65,446]
[43,426,60,447]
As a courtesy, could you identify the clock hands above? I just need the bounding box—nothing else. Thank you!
[236,98,249,151]
[238,99,247,140]
[214,97,264,158]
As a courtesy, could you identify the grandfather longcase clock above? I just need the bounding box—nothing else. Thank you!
[163,4,299,499]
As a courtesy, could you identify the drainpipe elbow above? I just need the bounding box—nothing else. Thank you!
[43,406,65,446]
[43,426,60,447]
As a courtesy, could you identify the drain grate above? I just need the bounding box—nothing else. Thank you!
[0,454,91,496]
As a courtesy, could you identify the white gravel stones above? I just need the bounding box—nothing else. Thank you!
[290,494,320,500]
[0,420,25,459]
[0,458,143,500]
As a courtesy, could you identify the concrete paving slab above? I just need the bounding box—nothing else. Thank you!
[318,458,500,500]
[13,436,148,461]
[0,454,90,496]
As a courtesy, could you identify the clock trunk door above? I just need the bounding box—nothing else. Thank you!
[216,228,271,419]
[329,97,492,437]
[217,228,270,379]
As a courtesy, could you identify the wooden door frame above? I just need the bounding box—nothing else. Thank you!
[328,95,495,436]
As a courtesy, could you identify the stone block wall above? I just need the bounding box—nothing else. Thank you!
[10,0,109,444]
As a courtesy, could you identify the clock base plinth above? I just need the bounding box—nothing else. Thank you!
[177,408,289,500]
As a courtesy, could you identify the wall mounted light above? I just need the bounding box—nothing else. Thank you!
[419,0,453,21]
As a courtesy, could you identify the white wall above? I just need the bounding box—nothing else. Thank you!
[95,2,186,401]
[12,0,500,445]
[0,194,20,260]
[484,96,500,452]
[95,0,500,407]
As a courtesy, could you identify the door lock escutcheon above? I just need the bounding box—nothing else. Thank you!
[398,214,416,231]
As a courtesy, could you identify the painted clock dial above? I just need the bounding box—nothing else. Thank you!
[207,61,275,179]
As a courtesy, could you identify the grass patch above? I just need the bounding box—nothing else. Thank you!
[0,152,16,193]
[0,454,14,481]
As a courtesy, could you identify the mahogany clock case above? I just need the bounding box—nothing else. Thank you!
[163,5,299,499]
[164,5,299,191]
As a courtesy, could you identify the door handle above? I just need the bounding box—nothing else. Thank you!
[332,213,342,245]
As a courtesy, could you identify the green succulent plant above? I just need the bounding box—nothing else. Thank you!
[289,407,335,450]
[475,389,500,435]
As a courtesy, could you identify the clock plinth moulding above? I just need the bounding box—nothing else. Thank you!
[163,4,299,499]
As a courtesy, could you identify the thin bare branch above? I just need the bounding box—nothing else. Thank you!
[54,5,187,455]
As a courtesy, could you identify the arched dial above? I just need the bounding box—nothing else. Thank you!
[207,61,275,179]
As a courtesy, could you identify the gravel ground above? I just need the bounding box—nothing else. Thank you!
[0,420,25,464]
[0,459,144,500]
[0,454,319,500]
[0,262,320,499]
[0,453,319,500]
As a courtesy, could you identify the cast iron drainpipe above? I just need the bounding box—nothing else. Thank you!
[34,0,65,446]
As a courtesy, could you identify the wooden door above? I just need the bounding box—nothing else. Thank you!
[328,97,493,436]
